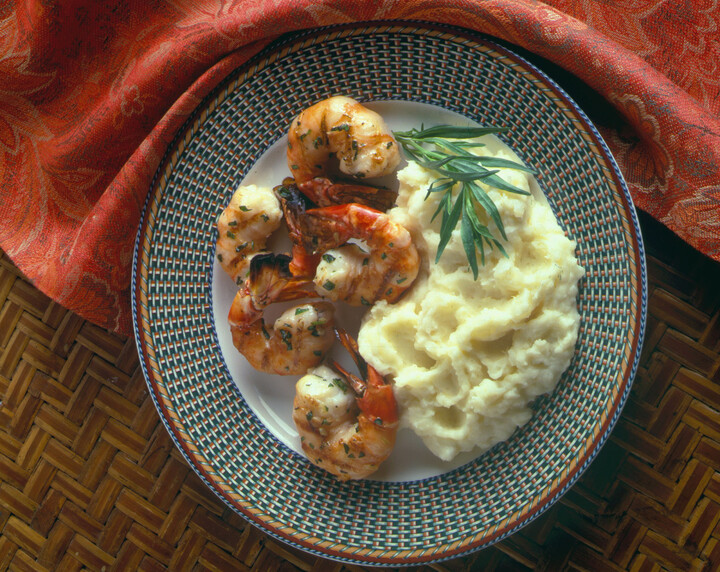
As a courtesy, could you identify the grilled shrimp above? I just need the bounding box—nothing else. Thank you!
[287,96,400,186]
[216,185,283,284]
[283,198,420,306]
[228,253,335,375]
[293,330,398,480]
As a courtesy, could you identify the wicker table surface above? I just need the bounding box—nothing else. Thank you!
[1,211,719,572]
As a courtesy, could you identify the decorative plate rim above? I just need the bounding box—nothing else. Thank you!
[131,21,648,565]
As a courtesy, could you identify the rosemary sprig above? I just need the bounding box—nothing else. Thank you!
[393,125,535,279]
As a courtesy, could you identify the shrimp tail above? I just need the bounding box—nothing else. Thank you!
[298,177,397,212]
[333,329,398,425]
[274,180,314,242]
[335,328,367,379]
[274,182,322,277]
[247,252,316,304]
[228,253,314,330]
[294,204,382,255]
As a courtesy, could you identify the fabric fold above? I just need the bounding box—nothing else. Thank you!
[1,0,718,333]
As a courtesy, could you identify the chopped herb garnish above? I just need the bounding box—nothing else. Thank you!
[393,124,533,278]
[323,280,335,291]
[362,258,369,266]
[295,307,310,315]
[332,123,350,132]
[397,277,407,284]
[226,231,236,239]
[280,329,292,350]
[306,411,313,421]
[237,205,251,212]
[360,296,371,306]
[291,164,299,170]
[322,253,336,263]
[261,214,269,222]
[217,254,223,262]
[228,220,238,226]
[331,377,347,392]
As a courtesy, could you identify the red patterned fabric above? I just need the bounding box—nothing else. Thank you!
[1,1,718,334]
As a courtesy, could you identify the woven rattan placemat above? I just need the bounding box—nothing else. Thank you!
[1,211,719,571]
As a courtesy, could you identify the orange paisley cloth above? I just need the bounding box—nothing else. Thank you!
[1,0,719,334]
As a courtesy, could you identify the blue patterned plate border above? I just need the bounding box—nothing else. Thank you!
[132,22,647,565]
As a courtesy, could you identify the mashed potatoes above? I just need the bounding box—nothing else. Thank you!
[357,137,584,461]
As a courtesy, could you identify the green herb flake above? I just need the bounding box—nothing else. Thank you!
[322,253,336,263]
[331,377,347,392]
[280,329,293,350]
[322,280,335,291]
[295,307,310,315]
